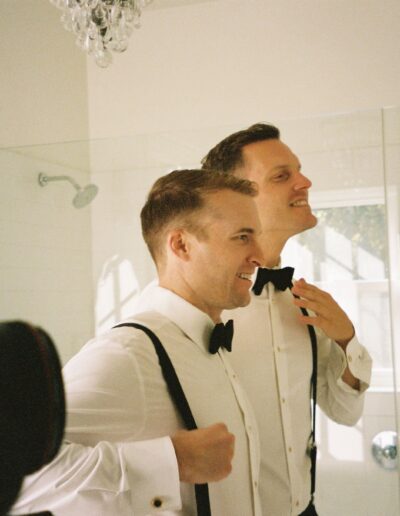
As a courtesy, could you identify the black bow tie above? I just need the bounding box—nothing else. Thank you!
[209,320,234,354]
[252,267,294,295]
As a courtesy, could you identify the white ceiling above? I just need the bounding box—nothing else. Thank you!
[148,0,218,10]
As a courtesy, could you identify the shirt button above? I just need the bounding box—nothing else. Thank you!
[348,355,353,362]
[254,480,258,488]
[281,397,285,403]
[277,346,281,352]
[288,446,292,453]
[152,498,163,508]
[296,500,300,507]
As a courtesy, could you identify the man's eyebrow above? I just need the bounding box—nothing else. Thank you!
[271,164,301,172]
[236,227,255,234]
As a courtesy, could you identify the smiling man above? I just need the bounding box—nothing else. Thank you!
[202,124,372,516]
[15,169,265,516]
[66,169,264,515]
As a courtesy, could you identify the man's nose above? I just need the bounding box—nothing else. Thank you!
[294,171,312,190]
[249,241,264,268]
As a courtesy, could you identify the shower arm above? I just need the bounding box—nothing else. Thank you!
[38,173,81,192]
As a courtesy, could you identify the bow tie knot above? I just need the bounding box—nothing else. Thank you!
[252,267,294,295]
[209,320,234,354]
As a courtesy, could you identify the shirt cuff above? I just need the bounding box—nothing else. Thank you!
[332,335,372,393]
[123,436,182,514]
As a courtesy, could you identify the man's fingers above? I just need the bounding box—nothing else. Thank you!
[292,279,332,303]
[292,297,330,319]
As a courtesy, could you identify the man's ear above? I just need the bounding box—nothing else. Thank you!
[168,229,192,261]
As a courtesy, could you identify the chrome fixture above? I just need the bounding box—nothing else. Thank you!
[38,173,98,208]
[49,0,153,68]
[371,431,398,470]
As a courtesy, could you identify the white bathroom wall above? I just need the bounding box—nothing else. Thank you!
[0,1,92,362]
[87,0,400,140]
[0,145,94,363]
[0,0,89,148]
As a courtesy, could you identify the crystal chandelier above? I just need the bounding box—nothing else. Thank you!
[50,0,153,68]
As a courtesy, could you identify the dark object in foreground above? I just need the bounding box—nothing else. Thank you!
[0,321,65,516]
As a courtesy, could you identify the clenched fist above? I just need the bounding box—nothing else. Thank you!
[171,422,235,484]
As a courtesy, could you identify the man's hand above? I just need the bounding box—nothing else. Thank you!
[171,423,235,484]
[291,278,360,390]
[291,278,354,348]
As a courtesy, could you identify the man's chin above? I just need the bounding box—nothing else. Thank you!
[300,213,318,232]
[309,214,318,229]
[229,293,252,310]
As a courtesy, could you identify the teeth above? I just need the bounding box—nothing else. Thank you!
[238,273,252,280]
[291,200,308,207]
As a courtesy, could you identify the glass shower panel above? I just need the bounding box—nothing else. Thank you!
[383,105,400,501]
[281,109,399,515]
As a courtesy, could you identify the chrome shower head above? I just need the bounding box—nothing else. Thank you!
[38,173,98,208]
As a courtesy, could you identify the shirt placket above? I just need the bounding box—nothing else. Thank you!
[268,284,301,515]
[219,352,261,516]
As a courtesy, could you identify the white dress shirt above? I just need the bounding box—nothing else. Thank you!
[15,286,262,516]
[13,437,181,515]
[224,280,372,516]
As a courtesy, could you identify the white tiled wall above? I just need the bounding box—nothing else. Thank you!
[0,148,94,363]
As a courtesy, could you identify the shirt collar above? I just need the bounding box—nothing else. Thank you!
[134,283,215,353]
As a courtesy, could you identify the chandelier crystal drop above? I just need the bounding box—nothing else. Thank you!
[50,0,153,68]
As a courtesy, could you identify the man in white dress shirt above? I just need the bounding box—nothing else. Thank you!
[13,169,264,516]
[202,124,372,516]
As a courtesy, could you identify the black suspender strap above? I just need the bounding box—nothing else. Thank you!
[300,307,318,499]
[113,322,212,516]
[291,289,318,501]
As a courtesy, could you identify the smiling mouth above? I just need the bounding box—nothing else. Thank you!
[237,273,253,281]
[290,200,309,207]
